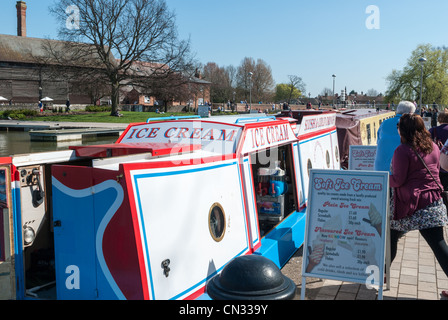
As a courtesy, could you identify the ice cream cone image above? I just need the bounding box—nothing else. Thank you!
[363,202,382,236]
[306,240,325,272]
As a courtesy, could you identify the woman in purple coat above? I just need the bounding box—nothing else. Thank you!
[390,113,448,297]
[429,112,448,189]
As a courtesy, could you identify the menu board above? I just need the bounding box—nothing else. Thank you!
[348,145,377,170]
[301,169,389,289]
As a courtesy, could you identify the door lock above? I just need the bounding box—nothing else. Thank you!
[161,259,170,277]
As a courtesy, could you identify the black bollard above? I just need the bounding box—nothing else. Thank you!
[206,255,296,300]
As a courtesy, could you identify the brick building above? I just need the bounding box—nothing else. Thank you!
[0,1,210,108]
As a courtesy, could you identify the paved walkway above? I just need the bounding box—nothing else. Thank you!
[299,228,448,300]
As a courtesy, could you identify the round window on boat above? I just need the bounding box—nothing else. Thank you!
[209,203,226,242]
[307,159,312,176]
[326,151,330,168]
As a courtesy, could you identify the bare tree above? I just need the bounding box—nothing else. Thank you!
[50,0,195,116]
[202,62,234,103]
[236,57,256,102]
[320,87,333,97]
[235,57,274,103]
[287,75,306,98]
[366,88,379,97]
[253,59,274,103]
[33,39,110,104]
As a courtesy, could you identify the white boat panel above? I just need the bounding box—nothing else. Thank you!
[128,157,250,299]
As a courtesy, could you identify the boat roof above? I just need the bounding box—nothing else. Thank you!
[68,114,300,163]
[70,142,200,158]
[337,108,395,120]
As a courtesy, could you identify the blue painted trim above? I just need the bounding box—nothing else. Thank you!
[298,131,337,203]
[254,209,307,268]
[171,246,248,300]
[198,208,307,300]
[146,115,201,122]
[298,131,333,144]
[11,185,25,300]
[234,116,276,123]
[243,157,259,245]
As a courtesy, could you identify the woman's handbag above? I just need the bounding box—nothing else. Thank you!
[413,149,448,208]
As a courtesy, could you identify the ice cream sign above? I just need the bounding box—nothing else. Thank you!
[241,122,297,154]
[119,121,242,154]
[296,113,336,137]
[314,177,382,192]
[348,145,377,170]
[301,169,389,300]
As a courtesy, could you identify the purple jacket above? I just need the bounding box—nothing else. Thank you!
[429,124,448,145]
[390,142,442,220]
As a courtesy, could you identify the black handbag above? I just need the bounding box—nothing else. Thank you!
[413,148,448,208]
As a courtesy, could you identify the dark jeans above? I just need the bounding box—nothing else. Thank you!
[390,227,448,277]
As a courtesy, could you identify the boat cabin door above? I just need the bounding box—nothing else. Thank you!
[124,155,251,300]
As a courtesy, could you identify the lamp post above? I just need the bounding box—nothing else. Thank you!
[248,72,253,111]
[419,57,426,111]
[332,74,336,107]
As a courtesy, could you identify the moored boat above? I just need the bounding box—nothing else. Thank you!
[0,112,339,300]
[335,109,396,168]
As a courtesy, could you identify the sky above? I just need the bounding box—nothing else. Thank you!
[1,0,448,98]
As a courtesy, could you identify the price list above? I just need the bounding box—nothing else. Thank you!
[302,170,389,284]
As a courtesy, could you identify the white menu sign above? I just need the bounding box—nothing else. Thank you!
[301,169,389,299]
[348,145,377,170]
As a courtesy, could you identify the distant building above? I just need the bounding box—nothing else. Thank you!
[0,2,102,104]
[0,33,100,104]
[0,1,211,108]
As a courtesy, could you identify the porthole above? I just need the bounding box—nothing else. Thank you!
[335,146,339,162]
[326,150,330,168]
[209,203,226,242]
[307,159,312,176]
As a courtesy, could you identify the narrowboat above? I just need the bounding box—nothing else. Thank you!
[336,108,396,146]
[0,111,339,300]
[334,109,395,168]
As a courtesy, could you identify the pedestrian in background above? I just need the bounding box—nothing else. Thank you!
[390,113,448,298]
[374,100,416,173]
[431,106,439,128]
[429,112,448,189]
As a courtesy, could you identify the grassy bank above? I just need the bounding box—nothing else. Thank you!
[15,111,199,123]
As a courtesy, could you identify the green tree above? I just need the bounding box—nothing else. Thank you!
[274,75,305,103]
[385,44,448,106]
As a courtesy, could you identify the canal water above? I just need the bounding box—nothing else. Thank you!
[0,130,117,157]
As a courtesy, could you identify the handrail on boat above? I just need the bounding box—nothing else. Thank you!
[235,116,277,124]
[146,115,201,123]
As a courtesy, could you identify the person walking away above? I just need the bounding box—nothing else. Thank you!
[374,101,416,173]
[431,107,439,128]
[429,112,448,189]
[390,113,448,298]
